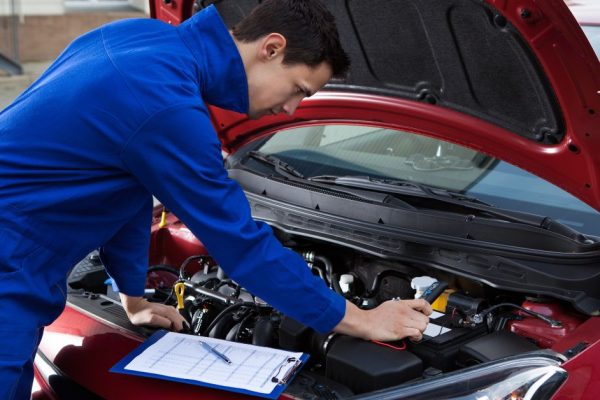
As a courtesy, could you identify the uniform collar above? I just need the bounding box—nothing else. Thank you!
[178,5,249,114]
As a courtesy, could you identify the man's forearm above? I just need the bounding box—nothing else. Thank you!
[119,292,145,313]
[333,300,370,339]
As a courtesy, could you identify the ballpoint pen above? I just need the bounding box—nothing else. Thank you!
[199,341,232,365]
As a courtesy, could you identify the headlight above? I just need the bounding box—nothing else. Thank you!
[355,352,567,400]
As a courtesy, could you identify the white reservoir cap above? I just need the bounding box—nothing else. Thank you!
[411,276,437,298]
[339,274,354,293]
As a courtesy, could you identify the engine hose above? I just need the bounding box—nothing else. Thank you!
[147,265,179,304]
[225,322,242,341]
[252,317,275,347]
[179,255,207,280]
[216,279,233,289]
[210,314,237,339]
[314,255,333,288]
[147,264,179,276]
[234,311,257,342]
[202,301,256,337]
[331,273,345,296]
[474,303,562,327]
[311,265,326,281]
[214,280,241,298]
[200,277,220,289]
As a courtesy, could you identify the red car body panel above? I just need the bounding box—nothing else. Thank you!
[38,308,270,400]
[33,1,600,399]
[552,319,600,399]
[148,0,196,25]
[149,209,207,267]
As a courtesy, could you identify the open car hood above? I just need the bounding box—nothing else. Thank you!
[151,0,600,211]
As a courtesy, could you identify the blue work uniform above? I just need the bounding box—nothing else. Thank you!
[0,6,345,398]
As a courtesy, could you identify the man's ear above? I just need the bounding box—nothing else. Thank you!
[258,33,287,62]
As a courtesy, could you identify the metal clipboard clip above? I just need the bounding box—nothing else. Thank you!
[270,357,302,385]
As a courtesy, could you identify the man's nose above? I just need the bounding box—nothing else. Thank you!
[282,97,302,116]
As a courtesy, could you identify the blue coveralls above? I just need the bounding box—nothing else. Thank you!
[0,6,345,398]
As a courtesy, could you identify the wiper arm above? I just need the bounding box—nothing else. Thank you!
[245,151,304,179]
[309,175,488,205]
[308,175,590,243]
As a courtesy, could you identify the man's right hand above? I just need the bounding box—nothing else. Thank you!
[333,299,432,342]
[120,293,187,332]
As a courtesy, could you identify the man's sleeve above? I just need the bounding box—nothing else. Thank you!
[119,105,345,333]
[99,196,153,297]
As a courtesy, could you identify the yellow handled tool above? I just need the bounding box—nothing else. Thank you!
[159,208,168,228]
[175,282,185,310]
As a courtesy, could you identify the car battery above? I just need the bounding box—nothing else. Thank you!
[407,312,487,371]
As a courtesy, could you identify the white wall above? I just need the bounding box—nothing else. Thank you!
[0,0,65,16]
[130,0,149,13]
[0,0,147,17]
[23,0,64,14]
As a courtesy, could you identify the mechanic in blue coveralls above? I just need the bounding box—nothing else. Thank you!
[0,0,432,397]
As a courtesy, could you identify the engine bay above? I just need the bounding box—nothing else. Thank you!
[67,215,589,398]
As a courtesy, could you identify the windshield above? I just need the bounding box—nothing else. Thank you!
[582,25,600,59]
[236,124,600,237]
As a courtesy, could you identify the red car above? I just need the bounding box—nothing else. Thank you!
[33,0,600,399]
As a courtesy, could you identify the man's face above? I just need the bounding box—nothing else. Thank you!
[246,59,332,119]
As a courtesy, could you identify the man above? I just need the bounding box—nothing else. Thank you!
[0,0,431,397]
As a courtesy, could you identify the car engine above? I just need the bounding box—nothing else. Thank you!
[66,218,587,398]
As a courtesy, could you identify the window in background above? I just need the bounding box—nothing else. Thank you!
[65,0,132,11]
[581,25,600,59]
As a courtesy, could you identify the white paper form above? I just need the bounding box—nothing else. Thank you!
[123,332,304,395]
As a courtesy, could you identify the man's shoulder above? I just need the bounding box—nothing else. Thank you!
[98,19,201,115]
[100,17,180,61]
[102,17,172,36]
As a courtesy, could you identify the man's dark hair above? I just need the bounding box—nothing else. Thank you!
[232,0,350,78]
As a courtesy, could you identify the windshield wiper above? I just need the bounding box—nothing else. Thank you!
[309,175,488,205]
[245,151,304,179]
[308,175,590,243]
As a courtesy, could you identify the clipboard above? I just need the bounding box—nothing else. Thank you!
[110,330,309,399]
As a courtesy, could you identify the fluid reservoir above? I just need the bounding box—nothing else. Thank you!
[410,276,437,299]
